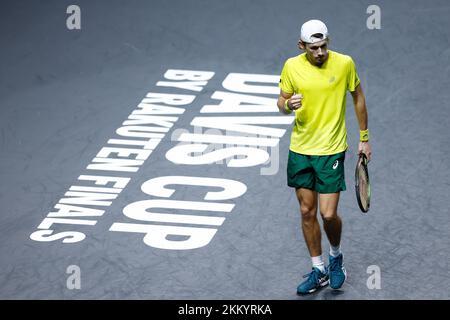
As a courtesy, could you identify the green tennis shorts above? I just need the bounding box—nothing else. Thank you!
[287,150,346,193]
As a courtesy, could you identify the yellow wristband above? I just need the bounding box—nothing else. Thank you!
[360,129,369,142]
[284,99,292,114]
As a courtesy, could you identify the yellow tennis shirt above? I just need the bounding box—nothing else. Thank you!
[279,50,360,155]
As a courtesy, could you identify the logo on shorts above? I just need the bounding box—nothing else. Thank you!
[332,160,339,169]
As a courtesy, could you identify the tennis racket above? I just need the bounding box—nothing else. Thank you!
[355,152,370,213]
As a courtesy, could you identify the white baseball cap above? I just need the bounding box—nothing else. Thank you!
[300,19,329,43]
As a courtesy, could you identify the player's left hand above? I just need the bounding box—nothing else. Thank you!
[358,141,372,162]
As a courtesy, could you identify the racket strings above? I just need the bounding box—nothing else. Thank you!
[357,161,370,211]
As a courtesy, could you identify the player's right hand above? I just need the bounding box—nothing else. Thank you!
[287,94,303,110]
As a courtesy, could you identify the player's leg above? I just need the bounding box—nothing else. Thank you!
[314,151,347,289]
[287,150,329,294]
[296,187,321,258]
[313,151,346,250]
[287,150,318,257]
[319,192,342,249]
[295,187,329,294]
[319,192,346,289]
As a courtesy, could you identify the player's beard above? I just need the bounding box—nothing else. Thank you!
[315,52,328,66]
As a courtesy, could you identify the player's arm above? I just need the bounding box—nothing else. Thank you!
[351,84,372,160]
[277,89,302,115]
[277,90,293,114]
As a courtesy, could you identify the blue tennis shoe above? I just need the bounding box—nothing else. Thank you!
[328,253,347,289]
[297,267,329,294]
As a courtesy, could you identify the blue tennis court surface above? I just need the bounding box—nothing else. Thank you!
[0,0,449,299]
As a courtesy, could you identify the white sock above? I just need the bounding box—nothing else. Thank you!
[311,255,325,273]
[330,245,341,257]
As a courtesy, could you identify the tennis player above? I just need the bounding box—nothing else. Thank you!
[277,19,372,294]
